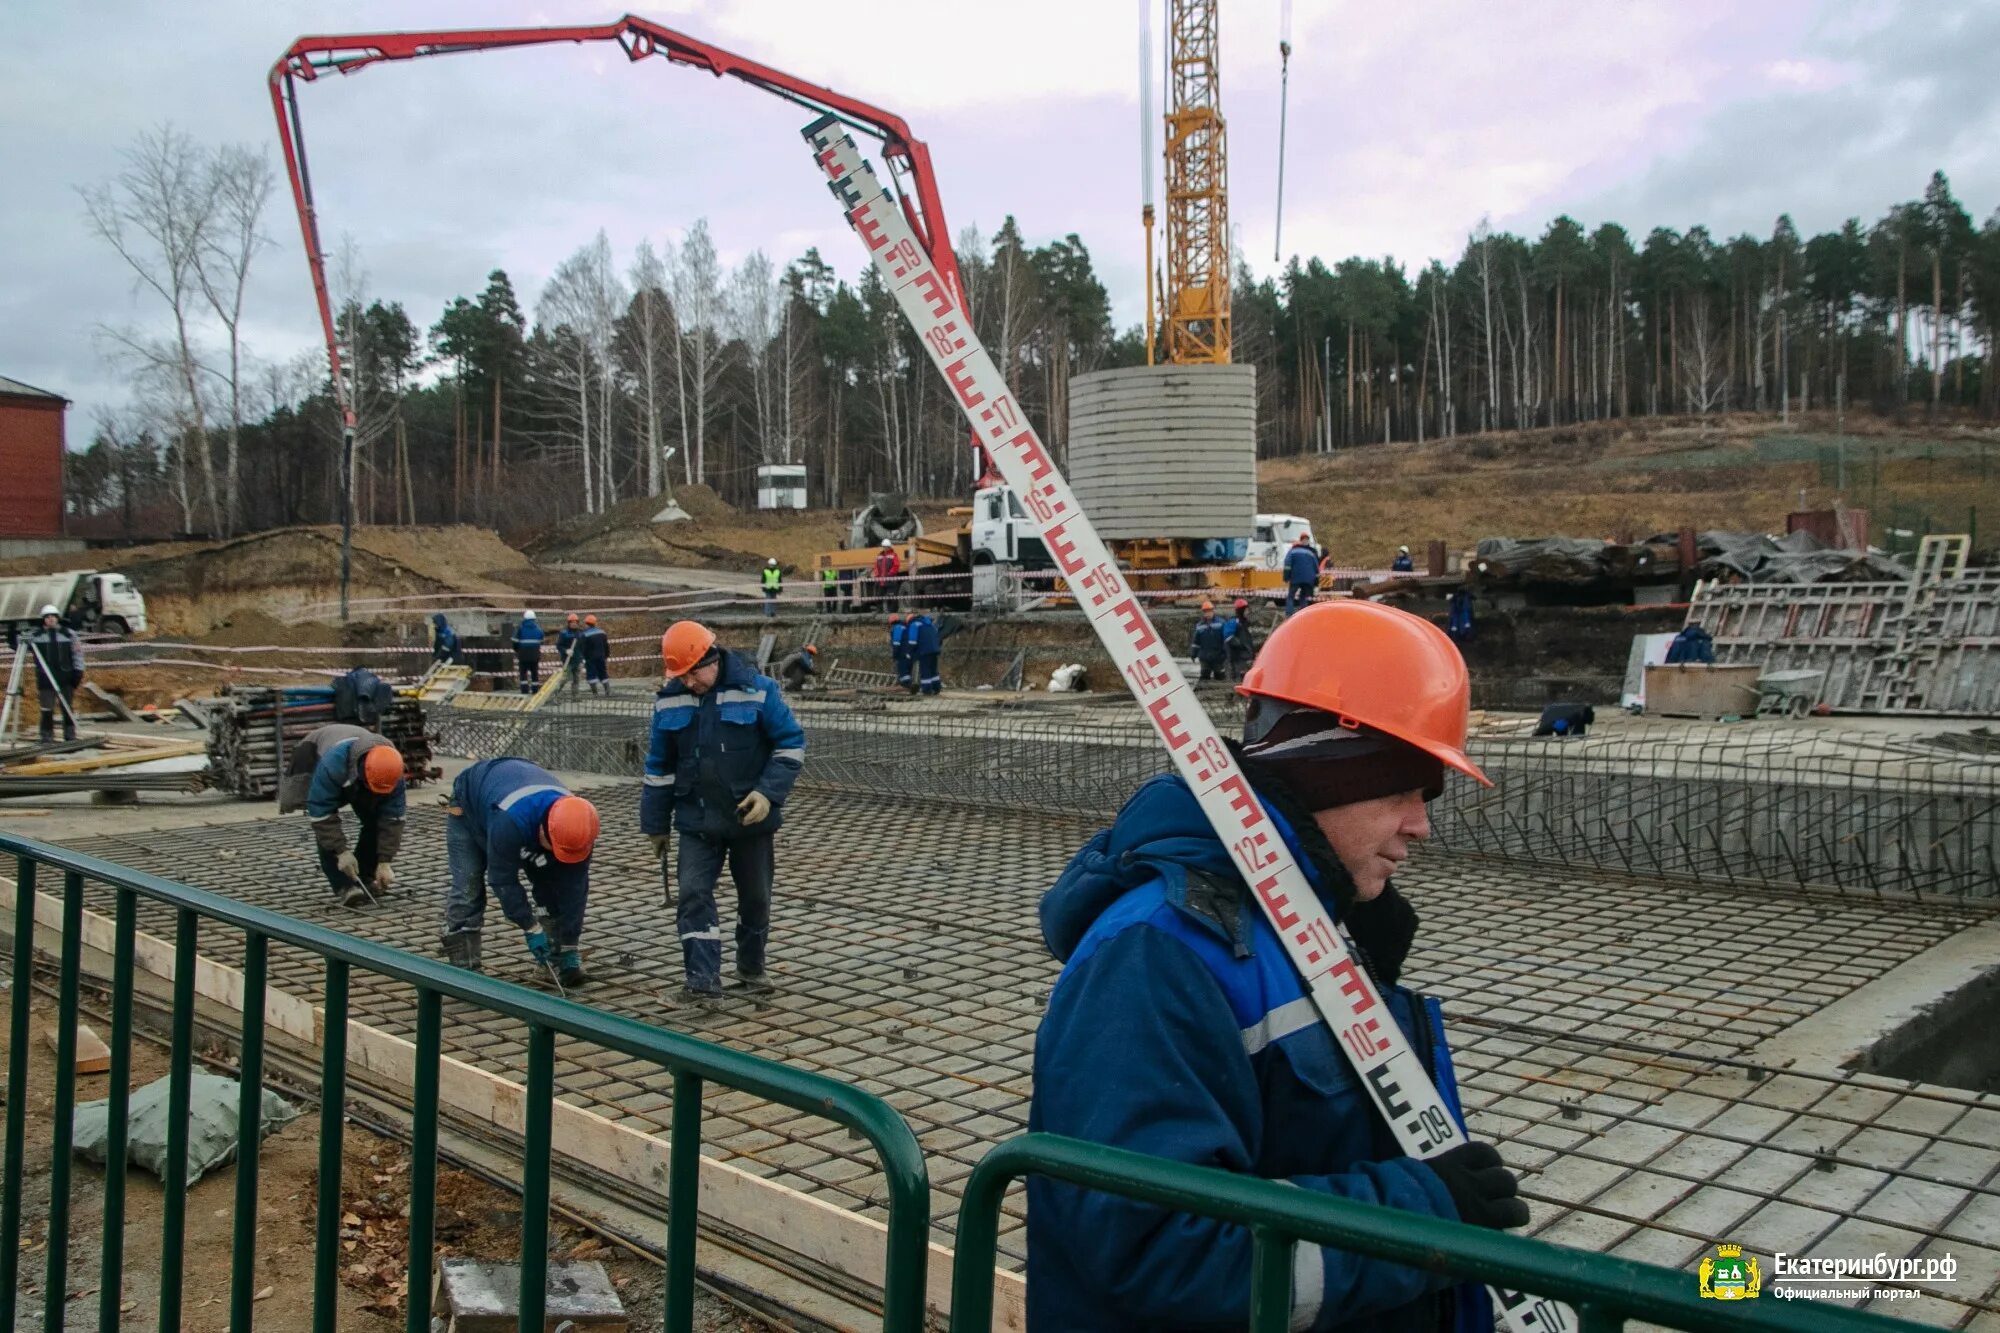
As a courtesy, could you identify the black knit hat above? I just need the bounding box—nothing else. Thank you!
[1241,697,1445,809]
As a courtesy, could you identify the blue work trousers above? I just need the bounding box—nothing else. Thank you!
[675,829,774,991]
[1284,582,1317,616]
[444,812,586,946]
[917,653,941,696]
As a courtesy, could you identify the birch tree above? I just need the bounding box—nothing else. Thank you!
[672,220,727,486]
[192,143,274,536]
[623,239,678,496]
[728,250,783,463]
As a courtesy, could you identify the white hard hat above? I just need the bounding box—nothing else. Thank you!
[522,609,537,619]
[767,557,778,565]
[1399,545,1410,554]
[39,604,59,617]
[881,539,893,548]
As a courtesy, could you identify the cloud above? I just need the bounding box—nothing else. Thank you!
[1,0,1993,440]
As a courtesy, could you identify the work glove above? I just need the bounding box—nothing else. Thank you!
[1425,1141,1529,1230]
[371,862,397,895]
[736,790,772,827]
[523,929,554,965]
[647,833,672,862]
[335,851,361,884]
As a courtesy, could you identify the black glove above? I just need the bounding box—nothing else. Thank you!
[1426,1141,1529,1230]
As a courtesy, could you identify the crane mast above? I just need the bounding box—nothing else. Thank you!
[1161,0,1231,365]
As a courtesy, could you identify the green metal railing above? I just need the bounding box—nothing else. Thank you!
[949,1134,1928,1333]
[0,836,931,1333]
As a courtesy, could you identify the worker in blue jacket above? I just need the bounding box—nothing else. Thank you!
[1224,596,1260,679]
[555,612,585,693]
[430,612,462,665]
[1190,600,1230,681]
[439,757,600,986]
[644,621,806,1004]
[279,723,407,908]
[1029,601,1527,1332]
[1283,532,1322,616]
[510,610,544,693]
[888,614,912,689]
[908,612,942,695]
[580,614,612,694]
[1392,545,1416,573]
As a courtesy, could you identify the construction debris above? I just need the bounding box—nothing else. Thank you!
[44,1022,110,1075]
[206,684,436,798]
[434,1258,626,1332]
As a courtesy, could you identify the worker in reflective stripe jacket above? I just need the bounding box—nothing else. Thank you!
[1029,602,1528,1332]
[643,622,806,1005]
[439,757,600,988]
[279,723,407,909]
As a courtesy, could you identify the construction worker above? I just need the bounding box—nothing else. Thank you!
[644,621,806,1005]
[580,613,612,694]
[1189,600,1229,682]
[872,539,901,608]
[556,613,585,694]
[888,614,913,689]
[777,643,818,693]
[1224,597,1259,679]
[761,558,783,618]
[819,564,839,610]
[281,724,405,908]
[908,611,941,696]
[1392,544,1416,573]
[27,605,82,743]
[430,612,462,664]
[1282,532,1320,616]
[1446,588,1477,648]
[440,757,600,986]
[1028,601,1526,1330]
[511,610,544,693]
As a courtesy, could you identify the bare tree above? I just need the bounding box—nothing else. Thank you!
[624,239,677,497]
[728,250,782,464]
[672,220,727,487]
[1678,294,1728,434]
[192,143,274,536]
[81,125,223,534]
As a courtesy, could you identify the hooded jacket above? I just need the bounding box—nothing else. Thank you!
[1029,774,1490,1333]
[430,614,459,660]
[641,649,805,840]
[1284,543,1322,587]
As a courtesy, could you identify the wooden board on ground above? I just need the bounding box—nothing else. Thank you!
[44,1020,111,1074]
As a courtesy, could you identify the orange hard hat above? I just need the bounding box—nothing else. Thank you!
[566,612,580,624]
[888,613,903,625]
[361,744,404,795]
[1233,598,1249,609]
[584,613,597,626]
[1238,600,1489,786]
[661,621,717,676]
[544,795,600,864]
[803,644,817,654]
[1200,600,1214,611]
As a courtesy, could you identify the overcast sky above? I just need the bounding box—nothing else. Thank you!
[3,0,1995,436]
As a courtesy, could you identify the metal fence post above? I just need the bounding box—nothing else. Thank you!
[229,930,269,1332]
[519,1024,555,1332]
[0,857,37,1331]
[97,886,136,1331]
[665,1069,704,1333]
[406,987,442,1333]
[156,908,199,1331]
[314,959,350,1333]
[41,870,85,1333]
[1247,1228,1293,1333]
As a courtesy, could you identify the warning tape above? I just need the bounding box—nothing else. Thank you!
[806,121,1572,1333]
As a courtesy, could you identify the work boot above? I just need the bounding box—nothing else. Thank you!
[340,884,371,908]
[441,930,483,972]
[675,984,724,1010]
[730,970,774,994]
[557,948,589,988]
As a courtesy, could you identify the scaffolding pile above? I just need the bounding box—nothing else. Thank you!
[205,685,436,798]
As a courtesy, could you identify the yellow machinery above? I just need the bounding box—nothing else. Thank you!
[1149,0,1232,366]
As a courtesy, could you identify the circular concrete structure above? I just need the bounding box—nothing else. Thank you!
[1066,364,1257,541]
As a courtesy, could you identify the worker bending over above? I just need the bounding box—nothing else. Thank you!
[888,614,913,689]
[907,611,941,696]
[439,757,600,987]
[280,723,406,908]
[1282,532,1320,616]
[1029,601,1527,1330]
[777,643,818,693]
[644,621,806,1005]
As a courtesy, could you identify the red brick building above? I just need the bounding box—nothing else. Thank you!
[0,375,67,539]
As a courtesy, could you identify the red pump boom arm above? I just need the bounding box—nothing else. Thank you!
[268,14,964,427]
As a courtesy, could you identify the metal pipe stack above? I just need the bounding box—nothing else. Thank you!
[205,685,436,799]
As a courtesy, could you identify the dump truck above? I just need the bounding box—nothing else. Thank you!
[0,570,149,636]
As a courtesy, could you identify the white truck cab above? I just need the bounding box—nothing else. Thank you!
[1244,513,1316,570]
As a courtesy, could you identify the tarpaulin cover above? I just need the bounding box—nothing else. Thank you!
[74,1072,298,1184]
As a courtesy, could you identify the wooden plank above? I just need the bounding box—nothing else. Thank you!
[5,739,205,777]
[45,1021,111,1075]
[0,876,1027,1330]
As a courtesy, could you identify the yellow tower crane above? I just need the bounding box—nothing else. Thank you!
[1158,0,1231,365]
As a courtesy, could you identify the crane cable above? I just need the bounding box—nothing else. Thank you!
[1274,0,1293,262]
